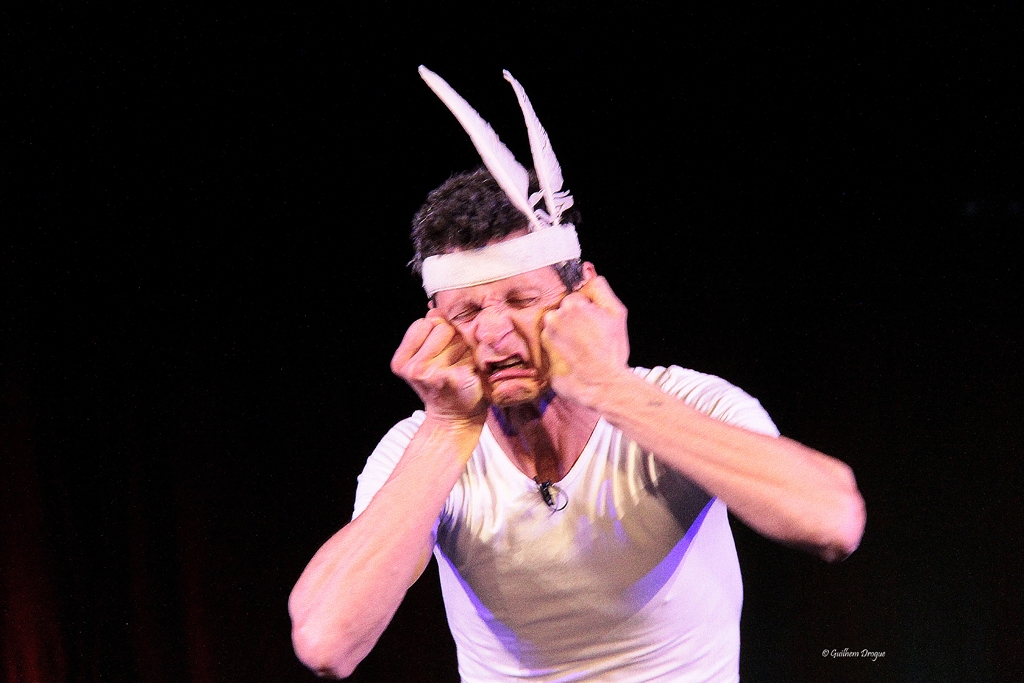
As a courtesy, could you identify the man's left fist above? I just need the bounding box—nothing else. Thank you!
[540,274,630,408]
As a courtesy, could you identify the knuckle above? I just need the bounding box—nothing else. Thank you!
[408,317,431,336]
[409,359,431,380]
[430,321,455,343]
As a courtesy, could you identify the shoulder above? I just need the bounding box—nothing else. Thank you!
[633,365,780,437]
[368,411,428,453]
[352,411,428,519]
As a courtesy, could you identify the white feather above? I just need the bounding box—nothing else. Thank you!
[418,66,543,231]
[503,70,572,226]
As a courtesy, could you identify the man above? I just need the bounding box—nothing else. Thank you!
[289,68,865,681]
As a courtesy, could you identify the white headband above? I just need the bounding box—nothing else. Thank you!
[418,66,581,297]
[421,225,581,296]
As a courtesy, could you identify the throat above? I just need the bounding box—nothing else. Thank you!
[487,392,599,483]
[490,389,555,437]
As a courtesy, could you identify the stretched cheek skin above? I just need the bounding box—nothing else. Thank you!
[515,312,548,379]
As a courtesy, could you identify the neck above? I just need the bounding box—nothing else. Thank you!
[486,391,600,483]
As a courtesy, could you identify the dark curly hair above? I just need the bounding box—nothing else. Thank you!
[410,167,583,291]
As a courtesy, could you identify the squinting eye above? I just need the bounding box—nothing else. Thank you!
[507,297,538,308]
[450,308,480,324]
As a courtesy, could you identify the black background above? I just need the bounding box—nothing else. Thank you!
[3,3,1022,682]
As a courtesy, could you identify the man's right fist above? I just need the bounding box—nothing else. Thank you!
[391,309,487,421]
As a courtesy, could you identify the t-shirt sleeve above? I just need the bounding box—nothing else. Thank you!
[638,365,781,438]
[352,411,428,521]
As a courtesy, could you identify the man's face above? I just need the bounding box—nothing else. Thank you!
[433,266,568,407]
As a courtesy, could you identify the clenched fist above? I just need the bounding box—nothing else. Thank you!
[540,275,631,409]
[391,309,487,421]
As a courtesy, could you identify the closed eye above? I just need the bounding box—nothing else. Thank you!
[447,294,541,324]
[507,296,538,308]
[450,306,481,324]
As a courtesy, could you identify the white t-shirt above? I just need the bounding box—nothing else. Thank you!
[354,366,780,682]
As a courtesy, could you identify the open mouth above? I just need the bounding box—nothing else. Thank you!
[486,355,527,374]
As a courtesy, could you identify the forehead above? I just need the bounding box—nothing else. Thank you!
[434,266,564,307]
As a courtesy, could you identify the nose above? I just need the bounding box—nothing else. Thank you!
[474,304,514,347]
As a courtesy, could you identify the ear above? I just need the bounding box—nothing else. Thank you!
[574,261,598,290]
[427,296,436,311]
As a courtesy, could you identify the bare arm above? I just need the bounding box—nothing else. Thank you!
[289,312,485,678]
[590,373,864,560]
[288,415,480,677]
[541,273,866,562]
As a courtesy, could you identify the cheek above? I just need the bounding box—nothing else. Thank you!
[511,312,547,358]
[455,326,480,353]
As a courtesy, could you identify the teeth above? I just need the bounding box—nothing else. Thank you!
[491,357,523,371]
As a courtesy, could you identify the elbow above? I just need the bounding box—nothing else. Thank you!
[291,621,361,679]
[781,461,865,562]
[289,592,366,679]
[818,468,867,562]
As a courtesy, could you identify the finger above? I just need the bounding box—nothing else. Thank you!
[392,317,441,370]
[448,360,488,402]
[578,276,627,316]
[541,307,564,334]
[450,339,475,366]
[453,347,483,386]
[428,307,471,337]
[539,326,570,376]
[539,321,555,345]
[541,303,589,344]
[391,317,436,366]
[435,332,473,369]
[555,291,593,312]
[416,319,459,361]
[451,343,490,400]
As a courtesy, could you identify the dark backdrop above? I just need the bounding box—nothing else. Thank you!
[3,4,1022,682]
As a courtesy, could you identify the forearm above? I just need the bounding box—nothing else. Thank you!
[592,371,865,561]
[289,415,483,678]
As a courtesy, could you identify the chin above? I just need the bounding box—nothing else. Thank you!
[488,379,546,407]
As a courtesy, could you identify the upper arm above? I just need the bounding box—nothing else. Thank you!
[641,365,780,437]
